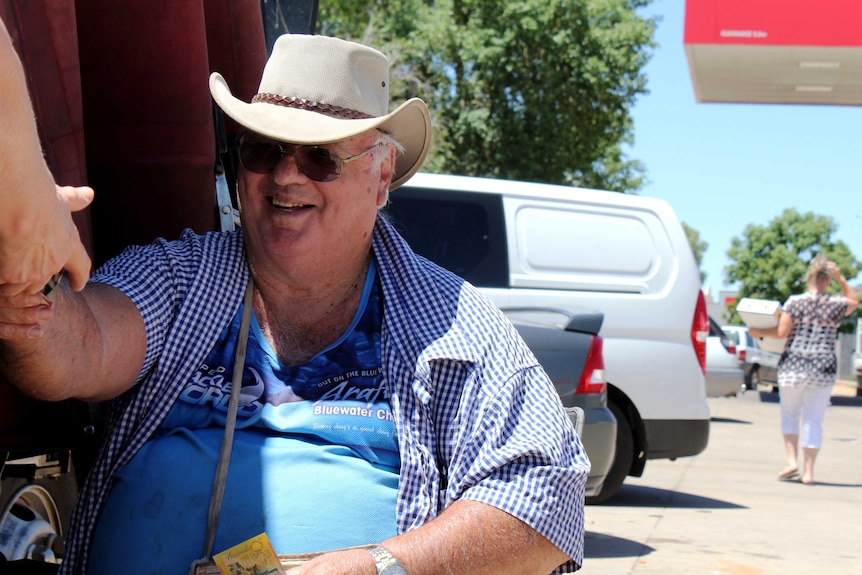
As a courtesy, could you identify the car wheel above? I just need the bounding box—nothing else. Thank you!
[0,470,77,564]
[745,366,761,391]
[585,401,633,505]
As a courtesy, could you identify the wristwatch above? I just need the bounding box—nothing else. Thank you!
[41,272,62,300]
[368,546,408,574]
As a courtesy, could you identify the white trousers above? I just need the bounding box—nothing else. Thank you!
[778,385,832,449]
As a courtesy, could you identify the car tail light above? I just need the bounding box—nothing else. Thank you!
[576,335,606,394]
[692,290,708,373]
[738,349,747,361]
[722,338,737,355]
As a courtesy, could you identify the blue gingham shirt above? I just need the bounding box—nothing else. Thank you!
[61,216,589,574]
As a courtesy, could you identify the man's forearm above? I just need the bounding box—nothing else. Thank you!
[289,499,572,575]
[0,285,98,401]
[386,499,570,575]
[0,333,67,401]
[0,282,145,402]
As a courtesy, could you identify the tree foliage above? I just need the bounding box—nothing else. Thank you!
[682,222,707,284]
[317,0,657,192]
[723,208,860,327]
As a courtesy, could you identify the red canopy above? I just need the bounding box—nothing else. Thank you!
[685,0,862,105]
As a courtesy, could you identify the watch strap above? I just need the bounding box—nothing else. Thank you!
[368,546,407,574]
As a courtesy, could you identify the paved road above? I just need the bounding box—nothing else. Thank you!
[580,382,862,575]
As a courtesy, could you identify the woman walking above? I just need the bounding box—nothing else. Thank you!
[750,255,858,485]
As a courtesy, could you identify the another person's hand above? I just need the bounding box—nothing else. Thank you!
[825,261,843,281]
[0,184,94,296]
[0,290,52,340]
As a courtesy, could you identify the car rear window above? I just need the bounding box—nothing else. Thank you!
[383,187,509,288]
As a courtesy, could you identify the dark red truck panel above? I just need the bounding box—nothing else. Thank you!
[0,0,266,448]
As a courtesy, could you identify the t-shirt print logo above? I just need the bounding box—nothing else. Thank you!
[179,362,265,415]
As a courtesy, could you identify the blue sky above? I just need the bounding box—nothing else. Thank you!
[626,0,862,298]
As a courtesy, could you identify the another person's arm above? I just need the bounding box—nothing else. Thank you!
[0,17,94,295]
[749,312,793,341]
[826,261,859,316]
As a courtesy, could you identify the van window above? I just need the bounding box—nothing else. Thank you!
[383,188,509,288]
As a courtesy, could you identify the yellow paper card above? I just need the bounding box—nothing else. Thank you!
[213,532,282,575]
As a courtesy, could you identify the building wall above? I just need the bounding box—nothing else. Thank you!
[837,333,856,381]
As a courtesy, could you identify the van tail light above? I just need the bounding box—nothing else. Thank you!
[738,349,747,362]
[576,335,606,394]
[692,290,708,373]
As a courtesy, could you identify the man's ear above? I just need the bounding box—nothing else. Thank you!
[376,145,396,207]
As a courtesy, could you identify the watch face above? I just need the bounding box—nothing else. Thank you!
[380,565,408,575]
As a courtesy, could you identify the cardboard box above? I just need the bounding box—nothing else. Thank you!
[737,298,781,328]
[737,297,787,353]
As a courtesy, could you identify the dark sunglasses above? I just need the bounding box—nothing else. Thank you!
[238,134,381,182]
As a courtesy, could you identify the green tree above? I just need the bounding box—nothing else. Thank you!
[724,208,860,328]
[317,0,657,192]
[682,222,707,284]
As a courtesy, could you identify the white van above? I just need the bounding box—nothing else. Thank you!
[384,172,711,503]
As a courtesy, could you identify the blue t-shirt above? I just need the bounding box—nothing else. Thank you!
[89,264,398,574]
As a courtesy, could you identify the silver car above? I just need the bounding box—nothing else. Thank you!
[504,308,616,501]
[722,324,780,391]
[705,318,746,397]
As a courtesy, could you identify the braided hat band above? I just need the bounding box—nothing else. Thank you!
[251,93,373,120]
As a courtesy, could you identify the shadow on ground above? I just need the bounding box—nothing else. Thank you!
[757,390,862,407]
[757,391,779,403]
[710,416,753,424]
[595,484,746,510]
[795,480,862,488]
[829,395,862,407]
[582,485,746,561]
[584,531,654,560]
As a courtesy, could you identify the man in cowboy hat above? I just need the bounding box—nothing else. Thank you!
[0,34,589,575]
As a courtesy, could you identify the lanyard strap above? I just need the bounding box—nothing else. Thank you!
[190,277,255,573]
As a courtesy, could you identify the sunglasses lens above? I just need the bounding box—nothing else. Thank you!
[296,147,342,182]
[239,137,343,182]
[239,139,281,174]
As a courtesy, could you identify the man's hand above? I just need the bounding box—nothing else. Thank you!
[283,548,376,575]
[0,184,94,296]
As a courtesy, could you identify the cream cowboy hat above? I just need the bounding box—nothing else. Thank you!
[209,34,432,190]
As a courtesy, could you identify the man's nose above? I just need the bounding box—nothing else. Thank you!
[270,149,309,183]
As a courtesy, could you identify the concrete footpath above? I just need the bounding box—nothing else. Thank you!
[580,380,862,575]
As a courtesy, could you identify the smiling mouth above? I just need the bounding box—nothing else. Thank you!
[270,197,312,210]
